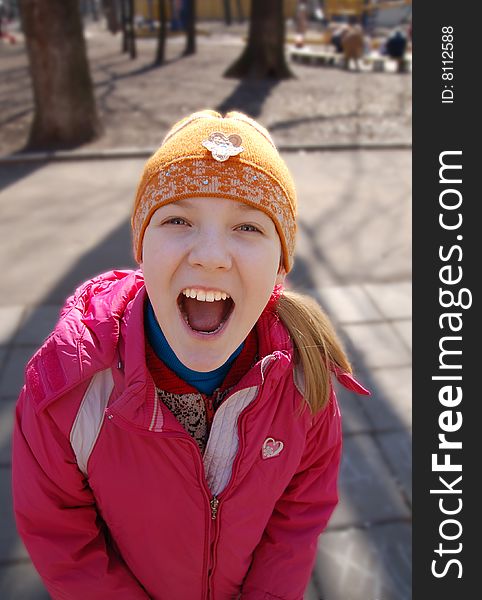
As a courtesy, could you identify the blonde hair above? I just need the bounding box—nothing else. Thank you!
[276,290,352,414]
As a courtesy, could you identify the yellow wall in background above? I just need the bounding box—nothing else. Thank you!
[324,0,412,19]
[324,0,363,19]
[134,1,299,22]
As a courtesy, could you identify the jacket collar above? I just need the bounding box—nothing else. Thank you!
[119,280,295,391]
[32,270,144,413]
[111,284,295,430]
[30,267,367,417]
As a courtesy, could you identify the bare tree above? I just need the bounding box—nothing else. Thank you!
[89,0,99,21]
[154,0,168,65]
[126,0,137,59]
[223,0,232,26]
[224,0,292,79]
[119,0,136,57]
[103,0,120,33]
[120,0,129,51]
[183,0,195,55]
[235,0,244,23]
[18,0,101,149]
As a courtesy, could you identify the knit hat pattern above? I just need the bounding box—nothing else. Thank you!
[131,110,297,272]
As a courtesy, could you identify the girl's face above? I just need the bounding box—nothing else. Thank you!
[141,196,285,372]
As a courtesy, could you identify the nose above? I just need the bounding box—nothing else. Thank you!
[187,227,232,271]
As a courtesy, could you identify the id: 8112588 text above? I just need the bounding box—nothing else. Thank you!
[441,26,454,104]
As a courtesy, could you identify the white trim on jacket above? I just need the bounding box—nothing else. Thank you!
[70,369,114,476]
[69,360,305,490]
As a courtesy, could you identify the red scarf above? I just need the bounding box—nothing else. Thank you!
[146,329,258,424]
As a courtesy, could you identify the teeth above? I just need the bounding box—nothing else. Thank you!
[181,288,231,302]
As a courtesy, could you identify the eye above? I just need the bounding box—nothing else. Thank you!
[237,224,261,233]
[163,217,189,226]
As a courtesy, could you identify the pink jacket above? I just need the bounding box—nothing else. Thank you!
[12,270,368,600]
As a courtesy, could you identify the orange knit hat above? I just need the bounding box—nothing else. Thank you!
[131,110,297,272]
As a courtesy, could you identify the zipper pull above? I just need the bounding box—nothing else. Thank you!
[210,496,219,520]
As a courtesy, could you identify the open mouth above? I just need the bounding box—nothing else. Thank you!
[177,289,235,335]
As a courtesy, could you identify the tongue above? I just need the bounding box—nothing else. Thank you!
[183,297,227,332]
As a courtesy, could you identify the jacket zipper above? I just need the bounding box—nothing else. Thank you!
[210,496,219,520]
[205,384,277,595]
[205,406,249,599]
[204,404,256,599]
[107,410,215,599]
[206,495,221,600]
[109,358,279,599]
[204,357,279,598]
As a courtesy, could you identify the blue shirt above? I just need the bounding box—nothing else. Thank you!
[145,300,244,395]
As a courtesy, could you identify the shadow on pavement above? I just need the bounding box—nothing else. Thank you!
[0,162,44,194]
[216,78,280,117]
[41,220,136,305]
[289,253,320,290]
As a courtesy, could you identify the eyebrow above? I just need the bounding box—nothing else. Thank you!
[174,199,262,213]
[173,199,196,209]
[236,202,262,212]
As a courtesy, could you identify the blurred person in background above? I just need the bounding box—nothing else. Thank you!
[385,27,408,72]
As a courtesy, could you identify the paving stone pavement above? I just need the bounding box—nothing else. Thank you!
[0,149,411,599]
[1,19,411,157]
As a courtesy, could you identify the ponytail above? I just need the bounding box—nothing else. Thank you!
[276,290,352,414]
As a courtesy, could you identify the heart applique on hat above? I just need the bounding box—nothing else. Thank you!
[262,437,284,460]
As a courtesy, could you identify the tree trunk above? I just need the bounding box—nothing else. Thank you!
[18,0,101,150]
[147,0,154,24]
[103,0,120,33]
[120,0,128,52]
[224,0,293,79]
[90,0,99,21]
[223,0,232,26]
[235,0,244,23]
[183,0,195,55]
[154,0,167,65]
[127,0,137,59]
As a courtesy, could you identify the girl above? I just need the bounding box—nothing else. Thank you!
[12,110,369,599]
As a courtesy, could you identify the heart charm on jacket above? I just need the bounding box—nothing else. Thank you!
[262,437,284,460]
